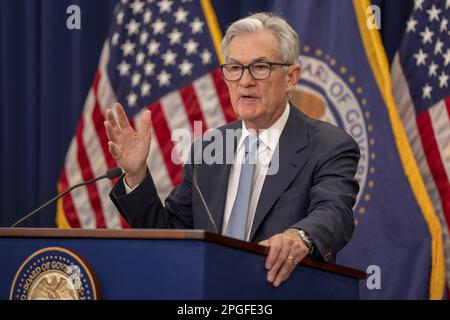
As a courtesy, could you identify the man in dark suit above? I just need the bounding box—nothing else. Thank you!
[105,12,360,288]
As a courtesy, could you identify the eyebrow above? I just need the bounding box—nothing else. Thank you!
[227,57,272,64]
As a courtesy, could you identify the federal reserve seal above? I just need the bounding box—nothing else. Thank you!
[290,46,376,225]
[10,247,99,300]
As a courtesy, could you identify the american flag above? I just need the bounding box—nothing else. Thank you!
[391,0,450,288]
[57,0,236,228]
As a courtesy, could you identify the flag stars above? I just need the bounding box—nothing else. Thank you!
[157,0,173,14]
[419,27,434,44]
[190,17,204,34]
[428,61,438,77]
[157,70,172,87]
[200,49,212,65]
[443,49,450,66]
[111,3,226,106]
[131,72,142,87]
[426,4,441,22]
[434,39,443,55]
[414,0,424,10]
[127,92,138,107]
[121,40,136,57]
[441,17,448,32]
[406,17,418,33]
[422,83,432,99]
[144,61,156,76]
[183,38,199,55]
[136,51,146,65]
[140,31,149,44]
[414,48,428,66]
[168,28,183,45]
[173,7,189,24]
[147,40,160,56]
[151,18,167,35]
[140,81,152,97]
[129,0,145,14]
[162,49,177,66]
[439,71,449,88]
[143,9,152,24]
[178,59,193,76]
[125,19,140,36]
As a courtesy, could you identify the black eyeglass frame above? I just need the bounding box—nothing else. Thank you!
[220,61,292,81]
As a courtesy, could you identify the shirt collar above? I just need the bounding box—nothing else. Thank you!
[238,102,290,152]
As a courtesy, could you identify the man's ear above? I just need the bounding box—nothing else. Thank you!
[286,64,301,91]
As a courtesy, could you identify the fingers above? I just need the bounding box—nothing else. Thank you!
[273,243,302,287]
[139,109,152,140]
[286,250,304,280]
[105,107,121,142]
[105,108,119,129]
[263,234,308,287]
[114,103,132,130]
[266,238,290,285]
[262,237,278,270]
[104,103,134,144]
[104,120,119,143]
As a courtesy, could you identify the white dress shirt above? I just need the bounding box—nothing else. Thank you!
[125,103,291,242]
[222,104,290,241]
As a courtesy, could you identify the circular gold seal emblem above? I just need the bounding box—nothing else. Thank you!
[10,247,99,300]
[290,47,376,225]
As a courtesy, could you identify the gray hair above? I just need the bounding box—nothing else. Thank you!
[221,12,300,65]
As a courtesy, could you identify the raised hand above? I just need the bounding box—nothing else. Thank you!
[104,103,152,188]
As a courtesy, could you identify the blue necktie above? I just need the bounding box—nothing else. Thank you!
[225,135,259,240]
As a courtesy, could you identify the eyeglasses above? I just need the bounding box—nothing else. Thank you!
[220,61,292,81]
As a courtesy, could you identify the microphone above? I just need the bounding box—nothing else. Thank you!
[192,163,218,234]
[10,167,123,228]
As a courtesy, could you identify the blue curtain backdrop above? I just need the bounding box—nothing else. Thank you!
[0,0,412,227]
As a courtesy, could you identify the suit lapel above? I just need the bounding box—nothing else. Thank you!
[200,121,242,233]
[250,107,310,240]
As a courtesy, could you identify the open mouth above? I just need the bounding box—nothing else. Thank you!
[240,95,258,102]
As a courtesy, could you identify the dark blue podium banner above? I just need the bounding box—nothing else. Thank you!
[0,229,363,300]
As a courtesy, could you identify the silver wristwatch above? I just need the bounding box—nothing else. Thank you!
[297,229,313,253]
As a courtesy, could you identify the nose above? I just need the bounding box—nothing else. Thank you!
[239,67,255,87]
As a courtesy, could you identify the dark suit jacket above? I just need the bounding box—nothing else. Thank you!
[110,106,360,262]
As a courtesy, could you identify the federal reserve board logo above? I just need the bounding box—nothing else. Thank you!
[10,247,99,300]
[290,46,376,225]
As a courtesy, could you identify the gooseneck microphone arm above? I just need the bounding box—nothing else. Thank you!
[192,164,218,234]
[10,167,123,228]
